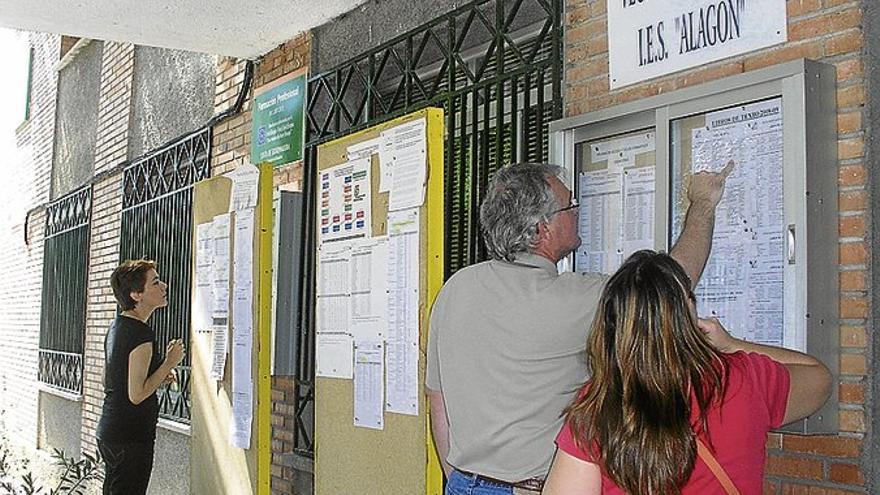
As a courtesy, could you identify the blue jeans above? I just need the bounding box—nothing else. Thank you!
[445,469,513,495]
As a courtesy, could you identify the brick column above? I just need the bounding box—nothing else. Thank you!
[80,41,134,455]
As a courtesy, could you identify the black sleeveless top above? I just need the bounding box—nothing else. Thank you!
[96,315,161,444]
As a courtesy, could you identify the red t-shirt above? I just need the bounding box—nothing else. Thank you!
[555,352,790,495]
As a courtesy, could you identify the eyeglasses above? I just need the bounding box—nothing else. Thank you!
[552,200,579,215]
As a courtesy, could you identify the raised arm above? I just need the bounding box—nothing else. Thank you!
[669,161,734,288]
[128,339,185,405]
[699,318,832,425]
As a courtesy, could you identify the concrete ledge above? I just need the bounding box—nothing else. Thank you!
[157,417,191,436]
[37,383,83,402]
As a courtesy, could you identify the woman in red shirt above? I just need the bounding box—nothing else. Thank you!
[543,251,831,495]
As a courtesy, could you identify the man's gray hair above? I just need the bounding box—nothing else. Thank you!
[479,163,565,261]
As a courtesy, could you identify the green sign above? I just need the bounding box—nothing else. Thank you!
[251,70,306,167]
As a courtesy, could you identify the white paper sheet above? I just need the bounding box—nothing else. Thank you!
[622,166,655,255]
[229,206,255,448]
[377,133,395,193]
[316,333,353,378]
[319,158,372,243]
[232,207,254,387]
[385,208,420,415]
[590,131,655,169]
[211,323,228,380]
[234,209,255,287]
[690,98,786,347]
[353,341,385,430]
[386,119,427,211]
[317,243,351,334]
[347,136,382,160]
[194,223,214,334]
[350,237,389,342]
[211,213,231,319]
[228,163,260,212]
[577,169,623,274]
[577,131,656,275]
[230,390,252,449]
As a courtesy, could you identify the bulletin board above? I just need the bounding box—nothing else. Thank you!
[574,129,657,275]
[550,59,839,434]
[190,163,273,495]
[313,108,445,495]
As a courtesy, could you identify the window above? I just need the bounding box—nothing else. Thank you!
[38,186,92,395]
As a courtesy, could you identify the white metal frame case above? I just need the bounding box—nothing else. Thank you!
[549,59,838,434]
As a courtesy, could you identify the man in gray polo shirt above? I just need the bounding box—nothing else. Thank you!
[426,162,732,494]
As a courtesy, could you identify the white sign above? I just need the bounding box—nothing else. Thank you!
[607,0,787,89]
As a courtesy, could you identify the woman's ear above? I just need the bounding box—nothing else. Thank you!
[129,290,142,304]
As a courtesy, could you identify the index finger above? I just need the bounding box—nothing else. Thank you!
[719,159,735,178]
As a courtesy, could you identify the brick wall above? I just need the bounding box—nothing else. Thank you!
[565,0,870,492]
[93,42,135,176]
[211,33,310,495]
[80,173,123,456]
[0,32,59,447]
[80,41,135,455]
[0,208,45,446]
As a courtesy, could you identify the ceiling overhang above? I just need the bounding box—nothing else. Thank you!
[0,0,369,59]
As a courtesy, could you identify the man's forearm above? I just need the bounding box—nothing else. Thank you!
[669,200,717,288]
[427,388,453,476]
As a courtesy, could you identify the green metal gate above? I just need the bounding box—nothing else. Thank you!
[119,127,212,423]
[296,0,563,456]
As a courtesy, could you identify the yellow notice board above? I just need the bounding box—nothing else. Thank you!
[190,163,273,495]
[314,108,445,495]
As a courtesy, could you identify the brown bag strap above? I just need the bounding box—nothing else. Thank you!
[696,438,741,495]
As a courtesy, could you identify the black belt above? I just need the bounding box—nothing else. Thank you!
[455,469,545,491]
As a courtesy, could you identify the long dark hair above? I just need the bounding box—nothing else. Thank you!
[564,251,727,495]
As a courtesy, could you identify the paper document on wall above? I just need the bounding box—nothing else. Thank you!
[353,341,385,430]
[211,213,231,319]
[690,98,786,347]
[622,167,655,255]
[194,223,214,334]
[347,137,389,192]
[316,243,351,334]
[577,131,656,275]
[228,163,259,211]
[233,209,255,287]
[350,237,389,342]
[590,132,654,170]
[228,207,255,439]
[319,158,372,244]
[577,169,623,274]
[385,208,420,415]
[232,207,254,387]
[377,134,395,193]
[387,118,427,211]
[211,323,227,380]
[316,333,353,378]
[230,389,252,449]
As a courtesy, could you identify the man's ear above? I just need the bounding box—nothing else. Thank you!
[535,219,551,243]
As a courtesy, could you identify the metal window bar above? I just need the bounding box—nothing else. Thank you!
[119,127,212,423]
[298,0,563,456]
[38,185,92,395]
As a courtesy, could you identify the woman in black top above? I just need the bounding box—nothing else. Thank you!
[96,259,185,495]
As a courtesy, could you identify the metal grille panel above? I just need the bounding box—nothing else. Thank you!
[301,0,563,456]
[119,127,211,423]
[39,186,92,395]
